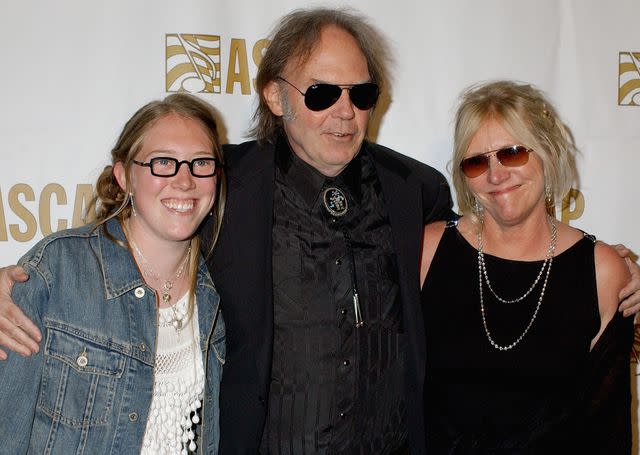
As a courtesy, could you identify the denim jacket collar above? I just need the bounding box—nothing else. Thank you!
[98,218,147,300]
[97,218,221,354]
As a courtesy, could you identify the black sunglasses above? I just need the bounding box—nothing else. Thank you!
[277,77,380,111]
[459,145,531,178]
[132,157,222,178]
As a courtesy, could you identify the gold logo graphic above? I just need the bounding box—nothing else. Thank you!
[0,183,94,242]
[618,51,640,106]
[166,34,221,94]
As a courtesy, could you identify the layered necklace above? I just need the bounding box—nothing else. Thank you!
[477,215,557,351]
[127,225,191,331]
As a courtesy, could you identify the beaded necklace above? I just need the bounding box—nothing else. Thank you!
[477,215,557,351]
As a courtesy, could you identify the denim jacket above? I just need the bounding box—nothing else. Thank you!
[0,218,225,454]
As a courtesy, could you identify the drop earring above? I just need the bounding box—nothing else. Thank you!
[544,183,553,206]
[473,198,483,215]
[130,193,137,217]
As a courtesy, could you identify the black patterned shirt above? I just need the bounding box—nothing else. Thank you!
[260,136,407,454]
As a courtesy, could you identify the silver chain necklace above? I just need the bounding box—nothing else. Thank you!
[127,224,191,330]
[477,215,557,351]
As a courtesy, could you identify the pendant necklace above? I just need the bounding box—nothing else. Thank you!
[477,215,557,351]
[127,226,191,330]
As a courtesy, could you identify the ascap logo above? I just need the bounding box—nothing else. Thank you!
[166,34,221,93]
[0,184,94,242]
[555,189,584,224]
[166,34,269,95]
[618,51,640,106]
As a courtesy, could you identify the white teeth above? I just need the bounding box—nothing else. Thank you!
[164,200,194,212]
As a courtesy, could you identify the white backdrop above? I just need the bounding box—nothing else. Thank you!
[1,0,639,447]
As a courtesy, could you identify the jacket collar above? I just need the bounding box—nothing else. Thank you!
[98,218,217,300]
[275,134,364,209]
[98,218,146,300]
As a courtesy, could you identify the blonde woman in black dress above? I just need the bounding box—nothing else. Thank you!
[420,81,633,453]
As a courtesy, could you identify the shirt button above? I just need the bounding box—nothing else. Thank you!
[340,308,347,315]
[129,412,138,422]
[139,343,146,352]
[134,287,145,298]
[342,359,350,367]
[335,258,342,265]
[339,412,346,419]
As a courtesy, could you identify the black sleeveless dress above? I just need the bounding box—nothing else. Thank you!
[422,223,633,454]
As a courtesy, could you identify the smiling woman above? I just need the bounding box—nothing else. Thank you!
[420,80,634,453]
[0,93,226,454]
[113,113,218,251]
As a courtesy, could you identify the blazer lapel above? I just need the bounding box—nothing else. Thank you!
[211,141,276,451]
[370,146,427,452]
[370,148,423,311]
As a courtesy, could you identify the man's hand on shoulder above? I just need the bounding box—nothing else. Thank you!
[0,265,41,359]
[614,244,640,318]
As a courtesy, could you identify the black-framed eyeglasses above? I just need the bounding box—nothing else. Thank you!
[132,157,222,178]
[277,77,380,111]
[459,145,532,178]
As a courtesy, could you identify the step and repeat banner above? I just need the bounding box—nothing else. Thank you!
[1,0,639,446]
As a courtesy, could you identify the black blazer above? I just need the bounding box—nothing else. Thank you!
[206,140,454,454]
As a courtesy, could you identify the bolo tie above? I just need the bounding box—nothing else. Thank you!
[322,186,364,328]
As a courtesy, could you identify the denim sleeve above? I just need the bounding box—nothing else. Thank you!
[0,262,47,451]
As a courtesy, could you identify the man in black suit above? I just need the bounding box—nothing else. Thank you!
[206,8,453,454]
[2,7,640,455]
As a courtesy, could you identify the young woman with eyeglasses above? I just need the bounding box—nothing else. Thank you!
[420,80,633,453]
[0,93,226,454]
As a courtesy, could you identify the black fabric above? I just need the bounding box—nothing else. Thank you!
[260,138,406,454]
[422,225,633,453]
[206,139,454,454]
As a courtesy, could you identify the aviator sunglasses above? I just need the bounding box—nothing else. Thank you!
[460,145,532,178]
[277,77,380,111]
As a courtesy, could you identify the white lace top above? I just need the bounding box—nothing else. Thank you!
[141,294,205,455]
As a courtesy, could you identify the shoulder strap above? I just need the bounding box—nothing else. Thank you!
[580,230,597,243]
[445,219,459,229]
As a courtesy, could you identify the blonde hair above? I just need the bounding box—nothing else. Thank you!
[452,80,578,222]
[88,93,226,320]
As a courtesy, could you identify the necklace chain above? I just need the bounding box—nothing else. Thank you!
[477,215,557,351]
[477,216,557,303]
[127,223,190,331]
